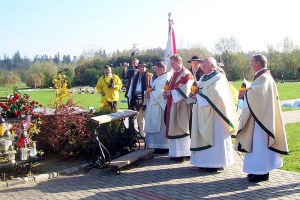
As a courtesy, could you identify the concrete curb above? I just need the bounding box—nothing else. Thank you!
[0,164,85,189]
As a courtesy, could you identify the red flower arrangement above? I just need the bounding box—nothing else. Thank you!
[0,92,40,118]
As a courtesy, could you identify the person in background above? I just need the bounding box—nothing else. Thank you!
[122,59,138,102]
[127,61,153,138]
[189,57,238,172]
[163,54,194,162]
[187,55,204,81]
[144,60,171,152]
[96,65,122,111]
[122,58,138,129]
[235,54,289,182]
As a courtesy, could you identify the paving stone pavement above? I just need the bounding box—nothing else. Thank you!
[0,99,299,199]
[0,152,300,199]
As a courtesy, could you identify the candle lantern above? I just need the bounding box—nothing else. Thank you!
[4,130,12,151]
[0,117,5,137]
[147,85,153,92]
[191,82,198,94]
[29,142,37,158]
[163,84,170,91]
[164,80,170,91]
[20,142,28,160]
[7,145,16,164]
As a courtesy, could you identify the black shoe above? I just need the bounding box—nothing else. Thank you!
[206,168,218,172]
[248,173,269,182]
[247,174,255,178]
[174,157,184,162]
[184,156,190,161]
[155,149,169,154]
[170,157,177,160]
[206,168,223,172]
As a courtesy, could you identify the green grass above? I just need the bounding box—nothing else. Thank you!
[230,81,300,100]
[231,81,300,111]
[281,122,300,172]
[0,88,128,110]
[282,107,300,112]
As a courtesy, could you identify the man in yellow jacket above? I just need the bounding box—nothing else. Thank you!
[96,65,122,111]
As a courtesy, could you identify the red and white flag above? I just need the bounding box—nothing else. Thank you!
[164,13,177,72]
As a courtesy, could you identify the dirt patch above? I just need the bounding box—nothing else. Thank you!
[32,154,87,174]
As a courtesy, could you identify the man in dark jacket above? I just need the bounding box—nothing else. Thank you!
[187,56,204,81]
[122,58,138,129]
[122,58,139,101]
[127,62,153,137]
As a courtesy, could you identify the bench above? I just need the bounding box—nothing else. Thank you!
[108,149,154,175]
[84,110,153,173]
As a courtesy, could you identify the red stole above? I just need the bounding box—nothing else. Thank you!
[165,68,190,138]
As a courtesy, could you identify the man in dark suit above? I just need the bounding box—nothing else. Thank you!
[122,58,138,129]
[122,58,138,104]
[127,62,152,137]
[187,56,204,81]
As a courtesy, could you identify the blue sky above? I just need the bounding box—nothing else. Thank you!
[1,0,300,60]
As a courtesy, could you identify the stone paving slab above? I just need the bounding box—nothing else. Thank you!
[0,152,299,199]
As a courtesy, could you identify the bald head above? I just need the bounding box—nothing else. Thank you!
[202,57,217,75]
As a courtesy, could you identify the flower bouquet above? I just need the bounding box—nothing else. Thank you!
[0,91,40,118]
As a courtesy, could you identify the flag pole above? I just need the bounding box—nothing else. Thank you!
[168,12,171,33]
[164,12,176,72]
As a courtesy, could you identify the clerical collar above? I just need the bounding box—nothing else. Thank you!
[202,71,219,82]
[255,68,268,75]
[176,68,183,73]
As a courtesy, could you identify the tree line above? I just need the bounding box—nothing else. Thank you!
[1,37,300,89]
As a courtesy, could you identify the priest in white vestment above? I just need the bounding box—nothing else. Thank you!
[235,54,289,182]
[163,54,194,162]
[144,61,171,149]
[190,57,238,172]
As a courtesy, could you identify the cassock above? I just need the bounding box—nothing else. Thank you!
[144,72,172,149]
[190,71,238,168]
[165,67,194,157]
[235,71,289,174]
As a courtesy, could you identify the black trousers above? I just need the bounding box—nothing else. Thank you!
[104,101,117,112]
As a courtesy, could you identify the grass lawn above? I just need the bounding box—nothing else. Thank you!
[230,81,300,100]
[0,88,128,110]
[281,122,300,172]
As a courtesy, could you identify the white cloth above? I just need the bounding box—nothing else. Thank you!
[144,72,171,149]
[169,136,191,157]
[243,121,283,174]
[145,113,169,149]
[144,73,170,133]
[196,94,209,107]
[190,110,235,168]
[171,89,184,103]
